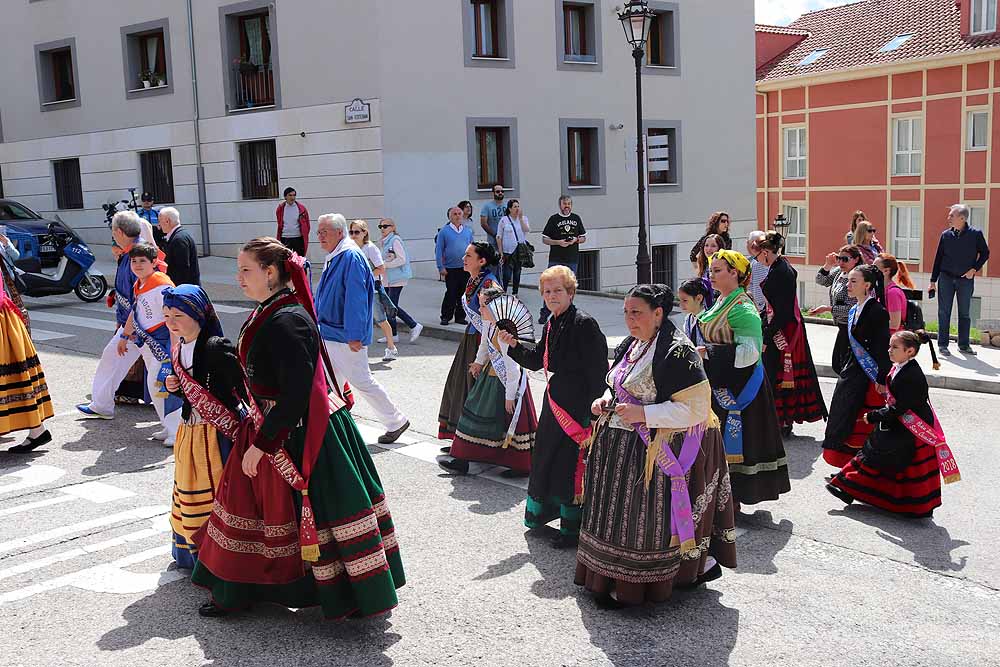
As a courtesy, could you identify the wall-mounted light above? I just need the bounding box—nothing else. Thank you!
[609,123,625,131]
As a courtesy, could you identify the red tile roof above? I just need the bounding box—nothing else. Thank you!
[754,23,811,36]
[757,0,1000,82]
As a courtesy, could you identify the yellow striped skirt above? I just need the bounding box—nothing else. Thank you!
[171,422,227,564]
[0,306,53,436]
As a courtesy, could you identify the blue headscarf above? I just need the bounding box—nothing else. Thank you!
[161,285,224,339]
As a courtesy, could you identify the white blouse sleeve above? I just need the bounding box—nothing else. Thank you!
[475,330,490,365]
[643,382,712,430]
[497,339,521,400]
[734,336,761,368]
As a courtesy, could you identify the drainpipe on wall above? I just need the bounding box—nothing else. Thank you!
[758,91,768,228]
[186,0,211,256]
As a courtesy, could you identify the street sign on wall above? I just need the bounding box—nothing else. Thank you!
[345,98,371,124]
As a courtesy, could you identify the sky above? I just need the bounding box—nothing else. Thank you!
[755,0,844,26]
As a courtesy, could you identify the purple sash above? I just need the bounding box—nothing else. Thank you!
[613,357,702,556]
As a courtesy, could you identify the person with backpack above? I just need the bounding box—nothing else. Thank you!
[876,254,914,335]
[496,199,531,295]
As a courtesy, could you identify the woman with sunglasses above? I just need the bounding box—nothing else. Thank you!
[689,211,733,264]
[853,221,883,264]
[811,245,862,373]
[350,220,399,361]
[378,219,424,343]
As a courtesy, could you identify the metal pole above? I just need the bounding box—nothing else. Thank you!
[633,47,651,284]
[186,0,211,256]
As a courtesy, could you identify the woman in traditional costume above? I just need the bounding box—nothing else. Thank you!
[191,238,404,618]
[437,242,501,444]
[822,265,891,469]
[0,244,53,453]
[756,231,827,437]
[162,285,241,568]
[438,284,536,476]
[576,284,736,608]
[827,331,957,518]
[696,250,790,509]
[678,278,709,344]
[502,266,608,548]
[1,232,29,330]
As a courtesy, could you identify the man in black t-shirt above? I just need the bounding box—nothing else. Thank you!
[539,195,587,322]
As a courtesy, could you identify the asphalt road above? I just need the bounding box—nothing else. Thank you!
[1,293,997,666]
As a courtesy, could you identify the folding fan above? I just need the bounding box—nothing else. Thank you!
[488,294,535,342]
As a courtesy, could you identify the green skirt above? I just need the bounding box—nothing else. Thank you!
[191,408,405,619]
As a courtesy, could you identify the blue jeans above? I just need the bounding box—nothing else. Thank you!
[539,260,578,321]
[501,254,522,295]
[387,285,418,335]
[937,273,975,349]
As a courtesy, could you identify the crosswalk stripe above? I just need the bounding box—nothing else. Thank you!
[0,505,168,554]
[28,311,116,332]
[30,329,75,341]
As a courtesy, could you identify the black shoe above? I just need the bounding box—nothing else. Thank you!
[455,319,468,326]
[8,430,52,453]
[826,483,854,505]
[440,446,451,454]
[939,347,951,356]
[198,602,229,617]
[552,533,579,549]
[906,510,934,519]
[959,346,978,356]
[781,424,793,438]
[436,455,470,475]
[594,592,627,610]
[697,562,723,585]
[378,421,409,444]
[499,469,529,479]
[440,319,451,326]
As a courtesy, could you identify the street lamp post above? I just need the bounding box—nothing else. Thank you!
[773,213,790,253]
[619,0,656,284]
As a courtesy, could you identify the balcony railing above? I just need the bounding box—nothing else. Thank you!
[231,63,275,110]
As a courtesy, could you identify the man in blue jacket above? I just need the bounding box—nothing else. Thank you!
[315,213,409,443]
[929,204,991,356]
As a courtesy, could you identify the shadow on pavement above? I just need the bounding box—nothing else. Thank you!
[782,434,823,480]
[445,472,523,517]
[97,577,401,666]
[829,505,969,572]
[735,510,794,576]
[62,407,173,476]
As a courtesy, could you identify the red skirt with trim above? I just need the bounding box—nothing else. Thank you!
[831,439,942,516]
[822,382,882,468]
[768,326,828,426]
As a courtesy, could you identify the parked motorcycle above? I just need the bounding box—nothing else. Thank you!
[13,218,108,302]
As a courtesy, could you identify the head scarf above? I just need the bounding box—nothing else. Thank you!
[711,249,750,276]
[161,285,224,339]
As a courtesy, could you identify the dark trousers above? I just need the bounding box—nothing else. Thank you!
[280,236,306,256]
[441,269,470,323]
[386,285,419,335]
[937,273,975,349]
[539,260,578,321]
[501,255,522,295]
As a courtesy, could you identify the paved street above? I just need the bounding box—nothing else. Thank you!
[1,291,999,666]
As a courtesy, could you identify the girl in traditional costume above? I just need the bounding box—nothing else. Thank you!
[678,278,710,345]
[693,234,723,310]
[696,250,790,509]
[191,238,404,619]
[0,244,52,452]
[502,265,608,549]
[756,231,827,437]
[576,284,736,608]
[437,242,501,444]
[162,285,241,568]
[438,285,537,476]
[822,265,891,469]
[827,331,957,518]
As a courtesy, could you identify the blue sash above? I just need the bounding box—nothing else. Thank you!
[132,320,180,411]
[712,362,765,463]
[847,304,880,383]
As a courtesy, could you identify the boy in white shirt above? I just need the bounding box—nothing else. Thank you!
[118,243,181,446]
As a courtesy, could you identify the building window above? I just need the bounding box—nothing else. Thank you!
[35,38,81,110]
[559,119,605,195]
[783,127,806,179]
[121,20,173,99]
[972,0,998,34]
[53,159,83,210]
[968,110,989,150]
[221,2,280,112]
[970,205,987,231]
[463,0,514,68]
[782,205,807,256]
[467,118,519,195]
[576,250,600,291]
[892,117,923,176]
[238,140,278,200]
[647,127,678,185]
[555,0,602,71]
[140,150,175,204]
[891,206,922,262]
[652,245,676,288]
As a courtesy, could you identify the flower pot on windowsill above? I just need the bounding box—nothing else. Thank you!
[142,80,151,89]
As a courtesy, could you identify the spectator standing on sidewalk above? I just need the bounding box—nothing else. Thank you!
[459,200,475,231]
[929,204,991,356]
[497,199,531,295]
[275,187,310,257]
[539,195,587,323]
[746,230,769,313]
[315,214,410,444]
[436,207,474,326]
[137,192,163,247]
[157,207,201,287]
[480,184,506,250]
[378,218,423,342]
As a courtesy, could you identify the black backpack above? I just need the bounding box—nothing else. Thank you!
[901,289,925,331]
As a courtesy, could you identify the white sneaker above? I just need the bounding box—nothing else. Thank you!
[409,323,424,343]
[377,335,399,344]
[383,347,399,361]
[152,428,169,441]
[163,438,175,449]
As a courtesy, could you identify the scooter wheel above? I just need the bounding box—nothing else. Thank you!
[75,274,108,302]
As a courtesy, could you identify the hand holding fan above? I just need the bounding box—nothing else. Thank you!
[488,294,534,343]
